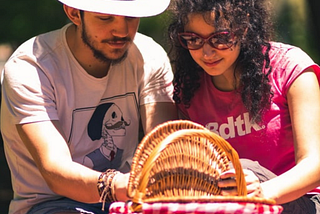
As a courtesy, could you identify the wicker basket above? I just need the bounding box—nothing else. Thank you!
[128,120,206,199]
[127,120,277,213]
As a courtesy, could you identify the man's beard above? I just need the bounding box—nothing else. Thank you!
[81,22,129,65]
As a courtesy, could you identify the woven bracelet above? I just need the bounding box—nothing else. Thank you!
[97,169,120,210]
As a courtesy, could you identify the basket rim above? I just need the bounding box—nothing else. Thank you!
[143,195,276,205]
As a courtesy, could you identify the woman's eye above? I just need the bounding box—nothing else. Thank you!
[189,37,201,44]
[213,36,231,44]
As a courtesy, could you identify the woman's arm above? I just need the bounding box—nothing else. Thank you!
[261,69,320,204]
[218,69,320,204]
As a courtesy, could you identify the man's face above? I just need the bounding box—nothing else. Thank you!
[80,11,140,64]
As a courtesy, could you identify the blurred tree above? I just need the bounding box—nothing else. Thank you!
[306,0,320,54]
[138,12,172,50]
[1,0,318,63]
[0,0,67,48]
[0,0,168,49]
[270,0,320,63]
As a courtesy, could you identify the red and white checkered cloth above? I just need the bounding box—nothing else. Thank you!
[109,201,283,214]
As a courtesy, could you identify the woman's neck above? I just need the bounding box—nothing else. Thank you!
[211,71,240,92]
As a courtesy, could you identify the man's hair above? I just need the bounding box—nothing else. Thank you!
[168,0,274,123]
[79,10,84,18]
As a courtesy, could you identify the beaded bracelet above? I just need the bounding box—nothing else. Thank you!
[97,169,121,210]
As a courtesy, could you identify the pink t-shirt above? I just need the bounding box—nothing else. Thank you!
[178,42,320,179]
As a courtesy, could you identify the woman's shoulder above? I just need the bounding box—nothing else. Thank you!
[268,42,313,63]
[267,42,319,94]
[268,42,317,71]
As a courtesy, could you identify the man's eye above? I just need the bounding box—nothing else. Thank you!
[98,16,113,21]
[125,16,138,20]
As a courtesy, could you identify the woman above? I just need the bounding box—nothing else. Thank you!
[167,0,320,213]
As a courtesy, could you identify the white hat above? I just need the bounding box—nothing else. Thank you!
[58,0,171,17]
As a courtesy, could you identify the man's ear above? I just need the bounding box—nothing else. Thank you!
[63,5,82,26]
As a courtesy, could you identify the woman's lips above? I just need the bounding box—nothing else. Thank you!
[203,58,222,67]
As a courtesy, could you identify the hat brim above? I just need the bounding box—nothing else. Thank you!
[58,0,171,17]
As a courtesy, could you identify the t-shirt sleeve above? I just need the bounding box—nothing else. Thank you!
[137,36,174,105]
[269,44,320,96]
[285,47,320,93]
[2,55,59,125]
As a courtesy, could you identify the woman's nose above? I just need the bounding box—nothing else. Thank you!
[202,42,216,58]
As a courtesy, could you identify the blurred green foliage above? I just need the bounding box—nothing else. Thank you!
[0,0,67,47]
[0,0,319,63]
[271,0,320,63]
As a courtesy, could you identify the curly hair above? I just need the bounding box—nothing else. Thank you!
[168,0,274,123]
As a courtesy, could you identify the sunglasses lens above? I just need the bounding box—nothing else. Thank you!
[179,34,203,50]
[178,31,234,50]
[209,31,234,50]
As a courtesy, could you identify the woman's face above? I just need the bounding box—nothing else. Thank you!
[184,13,241,78]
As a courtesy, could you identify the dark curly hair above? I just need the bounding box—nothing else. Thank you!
[168,0,274,123]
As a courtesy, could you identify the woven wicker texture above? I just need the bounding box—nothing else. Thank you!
[128,120,206,199]
[127,120,276,212]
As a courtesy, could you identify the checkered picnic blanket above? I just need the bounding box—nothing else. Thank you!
[109,201,283,214]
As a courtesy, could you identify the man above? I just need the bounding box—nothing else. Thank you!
[1,0,177,213]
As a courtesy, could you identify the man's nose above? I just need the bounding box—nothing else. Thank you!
[111,17,129,38]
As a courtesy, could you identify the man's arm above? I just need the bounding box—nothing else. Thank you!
[139,102,178,134]
[16,120,102,203]
[16,102,177,203]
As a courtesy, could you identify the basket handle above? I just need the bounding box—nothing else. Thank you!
[132,129,247,205]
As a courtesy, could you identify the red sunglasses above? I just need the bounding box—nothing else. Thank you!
[178,31,235,50]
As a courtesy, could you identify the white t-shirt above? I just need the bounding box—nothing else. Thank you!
[1,24,174,214]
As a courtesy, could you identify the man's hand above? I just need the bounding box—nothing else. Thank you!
[114,172,130,201]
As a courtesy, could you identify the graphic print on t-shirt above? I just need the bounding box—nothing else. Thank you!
[84,102,131,171]
[68,92,139,172]
[205,112,265,140]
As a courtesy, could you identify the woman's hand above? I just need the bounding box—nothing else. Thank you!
[218,169,264,198]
